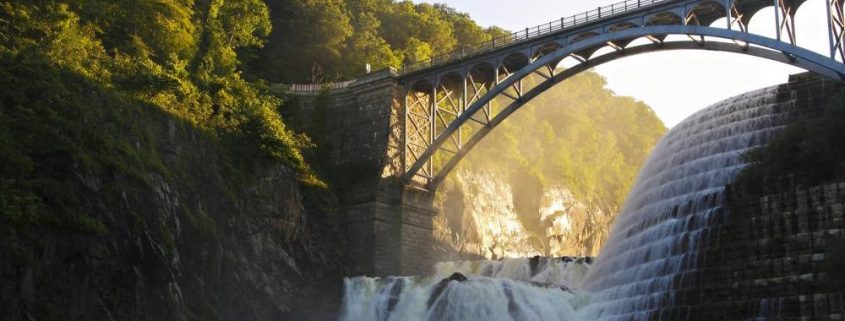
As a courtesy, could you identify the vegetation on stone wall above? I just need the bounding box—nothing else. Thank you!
[738,91,845,188]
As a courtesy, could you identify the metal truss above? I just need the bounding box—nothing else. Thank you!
[829,0,845,61]
[398,0,845,189]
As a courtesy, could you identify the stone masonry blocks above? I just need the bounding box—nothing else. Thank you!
[290,72,439,276]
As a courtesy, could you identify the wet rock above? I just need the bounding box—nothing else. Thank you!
[445,272,468,282]
[427,273,469,309]
[385,278,405,314]
[529,255,542,276]
[502,282,520,319]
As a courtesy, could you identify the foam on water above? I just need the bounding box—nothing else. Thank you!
[339,257,591,321]
[434,257,592,289]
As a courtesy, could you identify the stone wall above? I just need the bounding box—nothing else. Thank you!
[288,71,437,276]
[690,181,845,321]
[666,74,845,321]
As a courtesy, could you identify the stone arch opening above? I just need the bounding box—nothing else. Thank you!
[646,11,684,26]
[688,1,728,26]
[571,32,600,44]
[532,43,563,61]
[499,52,530,79]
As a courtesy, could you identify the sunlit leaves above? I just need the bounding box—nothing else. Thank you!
[456,72,667,210]
[255,0,508,82]
[1,0,315,179]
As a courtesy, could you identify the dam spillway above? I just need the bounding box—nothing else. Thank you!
[578,84,792,320]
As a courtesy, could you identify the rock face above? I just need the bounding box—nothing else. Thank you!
[433,169,612,260]
[0,113,347,321]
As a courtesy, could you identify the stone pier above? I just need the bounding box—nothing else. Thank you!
[285,70,437,276]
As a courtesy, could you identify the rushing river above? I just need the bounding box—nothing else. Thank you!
[338,84,796,321]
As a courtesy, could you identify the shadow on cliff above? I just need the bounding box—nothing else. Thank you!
[0,54,349,321]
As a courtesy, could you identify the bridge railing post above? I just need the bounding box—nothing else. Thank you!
[774,0,782,41]
[826,0,837,60]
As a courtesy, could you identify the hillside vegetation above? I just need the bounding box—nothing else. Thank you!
[252,0,509,82]
[0,1,317,230]
[460,72,667,210]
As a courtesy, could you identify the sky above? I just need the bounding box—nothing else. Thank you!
[412,0,833,127]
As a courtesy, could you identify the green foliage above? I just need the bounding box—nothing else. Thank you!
[454,72,667,209]
[737,91,845,188]
[0,0,314,174]
[0,0,323,232]
[253,0,506,82]
[0,54,132,235]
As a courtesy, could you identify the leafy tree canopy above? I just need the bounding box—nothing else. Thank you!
[252,0,508,82]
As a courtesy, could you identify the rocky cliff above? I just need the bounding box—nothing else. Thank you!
[433,170,613,260]
[0,107,347,321]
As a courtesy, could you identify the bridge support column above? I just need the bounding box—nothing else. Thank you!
[344,181,436,276]
[285,70,438,276]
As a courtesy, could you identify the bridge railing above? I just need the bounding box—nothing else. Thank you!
[403,0,670,75]
[283,68,399,93]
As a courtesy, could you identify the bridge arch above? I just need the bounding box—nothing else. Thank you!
[401,24,845,189]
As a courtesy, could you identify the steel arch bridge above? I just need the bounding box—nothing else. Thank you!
[397,0,845,189]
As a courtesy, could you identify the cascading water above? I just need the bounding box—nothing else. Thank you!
[338,83,797,321]
[434,257,593,289]
[338,257,592,321]
[580,85,795,320]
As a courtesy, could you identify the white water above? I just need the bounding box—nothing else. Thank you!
[338,85,793,321]
[434,257,592,289]
[338,257,592,321]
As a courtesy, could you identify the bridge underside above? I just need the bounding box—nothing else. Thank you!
[399,0,845,190]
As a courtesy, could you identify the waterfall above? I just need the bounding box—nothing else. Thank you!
[338,257,592,321]
[434,257,593,289]
[580,85,793,320]
[338,83,796,321]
